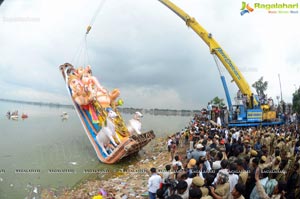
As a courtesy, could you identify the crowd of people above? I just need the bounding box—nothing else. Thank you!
[147,114,300,199]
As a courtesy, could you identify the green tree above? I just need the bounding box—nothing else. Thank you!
[252,76,268,97]
[292,87,300,114]
[211,96,225,108]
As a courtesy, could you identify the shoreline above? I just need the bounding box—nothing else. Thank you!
[40,136,182,199]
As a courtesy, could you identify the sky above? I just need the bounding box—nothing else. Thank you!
[0,0,299,110]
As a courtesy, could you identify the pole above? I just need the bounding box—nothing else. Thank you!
[278,74,283,102]
[213,55,233,110]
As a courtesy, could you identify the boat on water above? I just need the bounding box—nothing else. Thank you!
[21,113,28,119]
[60,63,155,164]
[61,112,69,120]
[10,115,18,120]
[6,110,19,120]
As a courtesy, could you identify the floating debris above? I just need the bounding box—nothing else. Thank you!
[69,161,78,165]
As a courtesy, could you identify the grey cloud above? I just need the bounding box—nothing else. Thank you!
[0,0,298,110]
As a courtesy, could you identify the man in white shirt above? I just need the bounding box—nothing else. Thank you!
[228,163,239,193]
[167,137,172,152]
[207,102,212,120]
[172,155,183,171]
[162,164,172,183]
[148,167,162,199]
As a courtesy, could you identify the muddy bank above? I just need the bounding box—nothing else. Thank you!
[40,136,185,199]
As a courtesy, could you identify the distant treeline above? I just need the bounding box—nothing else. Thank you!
[0,98,73,109]
[0,98,201,116]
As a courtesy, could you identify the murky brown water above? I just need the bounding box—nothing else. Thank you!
[0,101,191,198]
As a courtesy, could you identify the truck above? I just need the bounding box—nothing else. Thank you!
[158,0,283,127]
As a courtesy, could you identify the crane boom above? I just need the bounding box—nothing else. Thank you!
[158,0,256,105]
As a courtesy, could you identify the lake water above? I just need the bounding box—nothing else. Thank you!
[0,101,191,198]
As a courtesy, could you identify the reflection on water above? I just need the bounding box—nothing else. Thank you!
[0,101,192,198]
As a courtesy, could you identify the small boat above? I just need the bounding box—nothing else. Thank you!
[10,115,18,120]
[7,110,19,120]
[60,63,155,164]
[21,113,28,119]
[61,112,69,120]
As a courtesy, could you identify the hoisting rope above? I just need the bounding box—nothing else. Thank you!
[71,32,89,67]
[86,0,107,35]
[212,54,223,77]
[71,0,107,67]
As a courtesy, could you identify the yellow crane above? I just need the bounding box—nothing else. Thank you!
[158,0,281,126]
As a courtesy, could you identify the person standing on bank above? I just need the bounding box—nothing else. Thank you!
[148,167,162,199]
[167,136,173,152]
[170,141,177,161]
[207,102,212,120]
[250,93,254,109]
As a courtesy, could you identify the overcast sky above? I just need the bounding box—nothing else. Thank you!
[0,0,299,109]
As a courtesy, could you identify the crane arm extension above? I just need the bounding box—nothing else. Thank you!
[158,0,257,105]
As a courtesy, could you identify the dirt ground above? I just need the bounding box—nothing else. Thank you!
[40,136,187,199]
